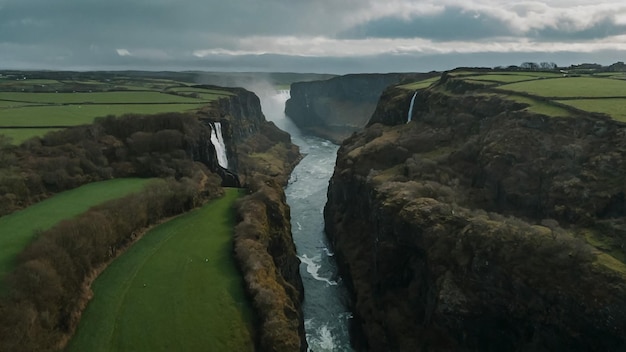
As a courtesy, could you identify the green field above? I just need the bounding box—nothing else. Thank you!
[0,91,208,104]
[0,128,62,144]
[556,98,626,121]
[0,178,153,285]
[0,77,232,143]
[503,95,572,117]
[0,103,207,127]
[440,71,626,120]
[468,74,545,83]
[498,77,626,98]
[67,188,254,352]
[398,76,441,90]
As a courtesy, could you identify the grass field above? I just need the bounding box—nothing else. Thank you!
[0,91,208,104]
[467,74,544,83]
[398,76,441,90]
[0,77,231,143]
[439,71,626,120]
[556,98,626,121]
[498,77,626,98]
[0,178,153,286]
[0,128,62,144]
[0,103,207,127]
[500,95,572,117]
[66,188,255,352]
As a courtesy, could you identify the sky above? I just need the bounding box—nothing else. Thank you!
[1,0,626,74]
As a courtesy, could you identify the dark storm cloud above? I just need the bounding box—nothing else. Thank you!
[0,0,351,46]
[339,7,514,41]
[1,0,626,72]
[529,18,626,41]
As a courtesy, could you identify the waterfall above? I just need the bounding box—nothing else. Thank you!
[407,91,418,123]
[210,122,229,169]
[279,89,291,99]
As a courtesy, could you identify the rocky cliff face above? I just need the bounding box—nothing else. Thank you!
[211,88,307,351]
[325,74,626,351]
[285,73,435,143]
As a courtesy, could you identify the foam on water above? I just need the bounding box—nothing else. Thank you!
[298,254,337,286]
[305,320,338,352]
[259,89,353,351]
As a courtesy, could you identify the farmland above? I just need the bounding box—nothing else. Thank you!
[498,76,626,98]
[403,70,626,120]
[397,76,441,90]
[0,178,153,286]
[0,74,232,143]
[67,188,254,352]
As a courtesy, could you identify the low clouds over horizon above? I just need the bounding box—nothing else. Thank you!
[1,0,625,73]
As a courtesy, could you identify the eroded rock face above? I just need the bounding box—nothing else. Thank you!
[325,78,626,351]
[220,88,307,351]
[285,73,436,143]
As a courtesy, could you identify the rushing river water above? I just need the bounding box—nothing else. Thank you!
[260,90,353,351]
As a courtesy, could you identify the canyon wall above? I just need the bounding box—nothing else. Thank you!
[202,88,308,351]
[285,73,436,143]
[0,85,308,352]
[325,74,626,351]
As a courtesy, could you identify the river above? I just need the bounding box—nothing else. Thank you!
[260,90,353,351]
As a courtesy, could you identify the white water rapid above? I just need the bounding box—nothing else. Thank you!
[260,89,353,352]
[210,122,229,169]
[407,91,418,123]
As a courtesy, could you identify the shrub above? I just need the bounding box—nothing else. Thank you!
[0,176,221,352]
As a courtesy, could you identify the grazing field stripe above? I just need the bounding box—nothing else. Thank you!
[67,188,255,352]
[497,77,626,98]
[0,178,154,287]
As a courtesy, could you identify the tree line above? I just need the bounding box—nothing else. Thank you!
[0,112,231,351]
[0,177,221,351]
[0,112,225,216]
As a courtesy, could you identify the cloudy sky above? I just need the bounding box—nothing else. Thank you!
[1,0,626,73]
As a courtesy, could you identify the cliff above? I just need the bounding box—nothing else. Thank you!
[0,85,307,352]
[325,74,626,351]
[202,88,307,351]
[285,73,436,143]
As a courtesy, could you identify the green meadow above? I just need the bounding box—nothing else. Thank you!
[397,76,441,90]
[556,98,626,121]
[67,188,255,352]
[497,76,626,98]
[0,178,153,286]
[0,91,206,104]
[436,71,626,120]
[503,95,572,117]
[467,74,544,83]
[0,103,207,127]
[0,77,231,143]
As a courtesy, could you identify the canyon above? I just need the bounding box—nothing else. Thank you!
[321,72,626,351]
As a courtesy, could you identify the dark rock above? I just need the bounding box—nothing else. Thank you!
[200,87,307,351]
[285,73,438,143]
[325,78,626,351]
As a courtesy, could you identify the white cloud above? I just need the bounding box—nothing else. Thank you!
[342,0,626,36]
[193,33,626,59]
[2,0,626,71]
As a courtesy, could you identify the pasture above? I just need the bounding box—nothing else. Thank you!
[66,188,255,352]
[0,76,231,143]
[556,98,626,122]
[0,178,153,286]
[398,76,441,90]
[497,77,626,98]
[441,70,626,120]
